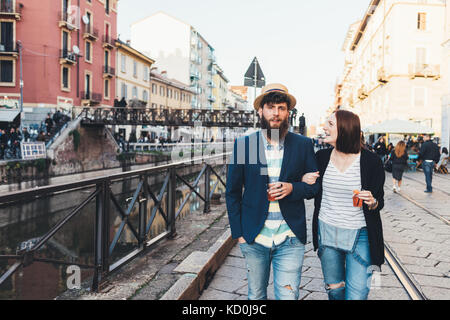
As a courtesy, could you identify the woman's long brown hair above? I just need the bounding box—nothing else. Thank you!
[395,140,406,158]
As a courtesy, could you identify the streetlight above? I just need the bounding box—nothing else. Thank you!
[17,40,24,138]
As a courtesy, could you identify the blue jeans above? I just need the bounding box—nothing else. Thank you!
[422,161,434,192]
[239,237,305,300]
[318,228,373,300]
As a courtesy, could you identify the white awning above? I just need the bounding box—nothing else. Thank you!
[0,109,20,122]
[363,119,434,135]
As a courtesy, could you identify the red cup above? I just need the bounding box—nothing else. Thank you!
[267,182,279,202]
[353,190,363,207]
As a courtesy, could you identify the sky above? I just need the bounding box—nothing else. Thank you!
[117,0,371,127]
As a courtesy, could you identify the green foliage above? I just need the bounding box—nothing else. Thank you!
[69,129,81,151]
[116,153,136,162]
[4,159,48,173]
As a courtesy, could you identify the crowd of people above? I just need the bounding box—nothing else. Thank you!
[367,134,448,193]
[0,109,71,160]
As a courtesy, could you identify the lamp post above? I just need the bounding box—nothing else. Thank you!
[17,40,24,136]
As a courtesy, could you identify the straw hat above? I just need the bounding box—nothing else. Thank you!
[253,83,297,111]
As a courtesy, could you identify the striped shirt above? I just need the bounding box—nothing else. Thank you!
[254,133,296,248]
[319,154,366,229]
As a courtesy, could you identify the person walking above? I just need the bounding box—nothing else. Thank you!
[374,136,387,162]
[419,134,440,193]
[390,141,408,192]
[226,83,320,300]
[302,110,385,300]
[436,147,448,174]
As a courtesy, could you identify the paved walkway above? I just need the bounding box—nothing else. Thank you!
[199,170,450,300]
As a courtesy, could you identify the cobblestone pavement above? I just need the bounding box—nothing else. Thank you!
[199,171,450,300]
[382,171,450,300]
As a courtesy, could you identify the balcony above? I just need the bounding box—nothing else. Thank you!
[59,49,77,65]
[190,70,200,81]
[58,11,78,30]
[0,41,18,57]
[103,65,115,78]
[208,95,216,103]
[83,24,99,41]
[408,64,440,80]
[0,0,22,20]
[208,52,216,62]
[80,91,102,106]
[207,80,215,88]
[377,67,388,84]
[357,85,368,100]
[102,35,115,49]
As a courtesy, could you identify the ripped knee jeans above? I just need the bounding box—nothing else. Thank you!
[239,237,305,300]
[318,227,373,300]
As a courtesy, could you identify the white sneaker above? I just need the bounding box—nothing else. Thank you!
[397,187,401,192]
[393,186,397,192]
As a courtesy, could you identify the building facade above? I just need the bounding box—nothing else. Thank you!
[337,0,446,136]
[130,11,217,110]
[228,87,248,111]
[149,69,194,110]
[211,63,229,110]
[0,0,118,128]
[115,39,154,106]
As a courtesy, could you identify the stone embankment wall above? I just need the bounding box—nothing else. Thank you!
[49,125,119,176]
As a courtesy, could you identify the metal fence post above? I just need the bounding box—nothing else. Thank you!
[167,168,177,238]
[204,164,211,214]
[93,182,105,292]
[139,175,148,247]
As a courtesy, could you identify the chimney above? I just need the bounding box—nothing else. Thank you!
[126,39,131,45]
[161,70,167,77]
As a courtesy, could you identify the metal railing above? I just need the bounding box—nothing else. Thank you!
[0,153,230,292]
[102,35,115,47]
[81,107,260,128]
[60,49,77,63]
[80,91,102,102]
[129,142,234,153]
[103,65,115,77]
[83,24,99,39]
[0,0,21,15]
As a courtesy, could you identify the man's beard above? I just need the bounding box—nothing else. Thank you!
[261,115,289,142]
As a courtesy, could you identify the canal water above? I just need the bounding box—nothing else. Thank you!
[0,165,226,300]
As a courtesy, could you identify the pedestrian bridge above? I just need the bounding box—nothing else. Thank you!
[80,107,261,128]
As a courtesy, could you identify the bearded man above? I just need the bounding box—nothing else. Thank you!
[226,83,320,300]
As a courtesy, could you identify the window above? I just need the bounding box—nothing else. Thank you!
[143,90,148,102]
[152,83,157,94]
[160,86,164,96]
[104,50,109,68]
[85,41,92,62]
[62,66,69,89]
[0,22,14,52]
[418,12,426,30]
[1,60,13,83]
[62,30,69,52]
[121,83,127,99]
[121,54,126,73]
[104,79,109,99]
[152,103,157,109]
[143,66,149,81]
[132,86,138,99]
[133,60,137,78]
[105,0,110,14]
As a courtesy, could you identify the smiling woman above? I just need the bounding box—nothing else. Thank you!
[304,109,386,300]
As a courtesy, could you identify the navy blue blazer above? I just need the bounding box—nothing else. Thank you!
[225,131,320,244]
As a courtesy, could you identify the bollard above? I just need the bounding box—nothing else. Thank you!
[204,164,211,213]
